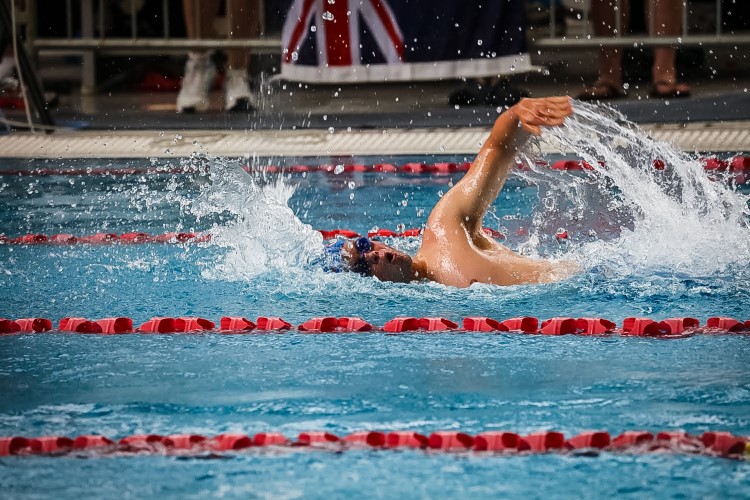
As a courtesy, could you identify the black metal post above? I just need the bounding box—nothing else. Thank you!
[0,0,54,128]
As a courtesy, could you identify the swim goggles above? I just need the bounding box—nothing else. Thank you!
[350,237,373,276]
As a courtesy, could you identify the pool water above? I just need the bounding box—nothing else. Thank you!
[1,105,750,498]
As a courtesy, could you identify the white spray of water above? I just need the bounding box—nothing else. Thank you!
[186,155,323,280]
[183,101,749,284]
[534,101,750,276]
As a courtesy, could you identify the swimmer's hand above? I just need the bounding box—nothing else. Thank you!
[510,97,573,136]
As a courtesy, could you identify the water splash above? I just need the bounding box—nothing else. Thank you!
[527,101,750,276]
[185,155,323,281]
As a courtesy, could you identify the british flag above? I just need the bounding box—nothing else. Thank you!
[281,0,530,83]
[282,0,405,67]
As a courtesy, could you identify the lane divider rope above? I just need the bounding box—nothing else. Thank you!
[0,156,748,180]
[0,429,747,459]
[1,315,748,336]
[0,227,531,245]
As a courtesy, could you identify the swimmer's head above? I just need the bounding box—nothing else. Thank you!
[341,237,413,283]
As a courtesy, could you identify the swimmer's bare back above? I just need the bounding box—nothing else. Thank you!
[411,97,580,287]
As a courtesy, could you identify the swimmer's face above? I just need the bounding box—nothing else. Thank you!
[342,238,413,283]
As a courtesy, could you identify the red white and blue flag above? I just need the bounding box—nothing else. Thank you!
[281,0,530,83]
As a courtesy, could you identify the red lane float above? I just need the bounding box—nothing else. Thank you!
[383,317,458,333]
[219,317,257,332]
[462,317,510,332]
[622,317,700,336]
[611,431,654,448]
[427,432,474,450]
[297,432,340,446]
[253,433,290,446]
[298,317,373,333]
[208,434,253,451]
[0,319,21,333]
[474,432,530,452]
[138,317,214,333]
[96,317,133,334]
[567,431,611,449]
[500,317,539,333]
[73,435,115,450]
[344,431,386,447]
[15,318,53,332]
[0,437,41,455]
[256,317,292,330]
[37,436,74,453]
[524,432,567,452]
[166,434,206,449]
[386,432,429,448]
[119,434,174,451]
[1,430,746,459]
[59,317,103,334]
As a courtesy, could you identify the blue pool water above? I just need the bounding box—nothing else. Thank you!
[1,106,750,497]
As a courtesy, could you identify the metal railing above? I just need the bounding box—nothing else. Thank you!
[20,0,750,93]
[27,0,280,93]
[537,0,750,47]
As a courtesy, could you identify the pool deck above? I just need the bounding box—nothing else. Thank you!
[1,72,749,158]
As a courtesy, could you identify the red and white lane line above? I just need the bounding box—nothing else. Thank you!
[1,315,748,336]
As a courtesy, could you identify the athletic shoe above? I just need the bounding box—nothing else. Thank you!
[224,68,256,112]
[176,52,215,113]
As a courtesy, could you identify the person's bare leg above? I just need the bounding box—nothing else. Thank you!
[649,0,690,96]
[224,0,260,111]
[580,0,630,99]
[183,0,220,39]
[177,0,221,112]
[225,0,259,70]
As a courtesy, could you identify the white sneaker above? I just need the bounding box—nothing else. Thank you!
[176,52,215,113]
[224,68,256,112]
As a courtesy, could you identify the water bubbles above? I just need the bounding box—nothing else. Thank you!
[173,134,183,143]
[322,11,334,21]
[477,39,483,46]
[347,181,356,190]
[291,51,299,62]
[349,193,355,200]
[310,25,317,32]
[328,126,335,134]
[323,114,328,121]
[333,164,345,174]
[440,145,445,152]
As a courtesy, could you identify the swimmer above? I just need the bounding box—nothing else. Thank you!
[333,96,579,288]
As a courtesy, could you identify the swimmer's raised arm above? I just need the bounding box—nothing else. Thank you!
[433,97,573,232]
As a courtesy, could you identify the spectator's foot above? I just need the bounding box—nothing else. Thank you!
[176,52,216,113]
[486,79,530,108]
[649,80,690,99]
[224,68,257,113]
[577,80,625,101]
[448,79,490,106]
